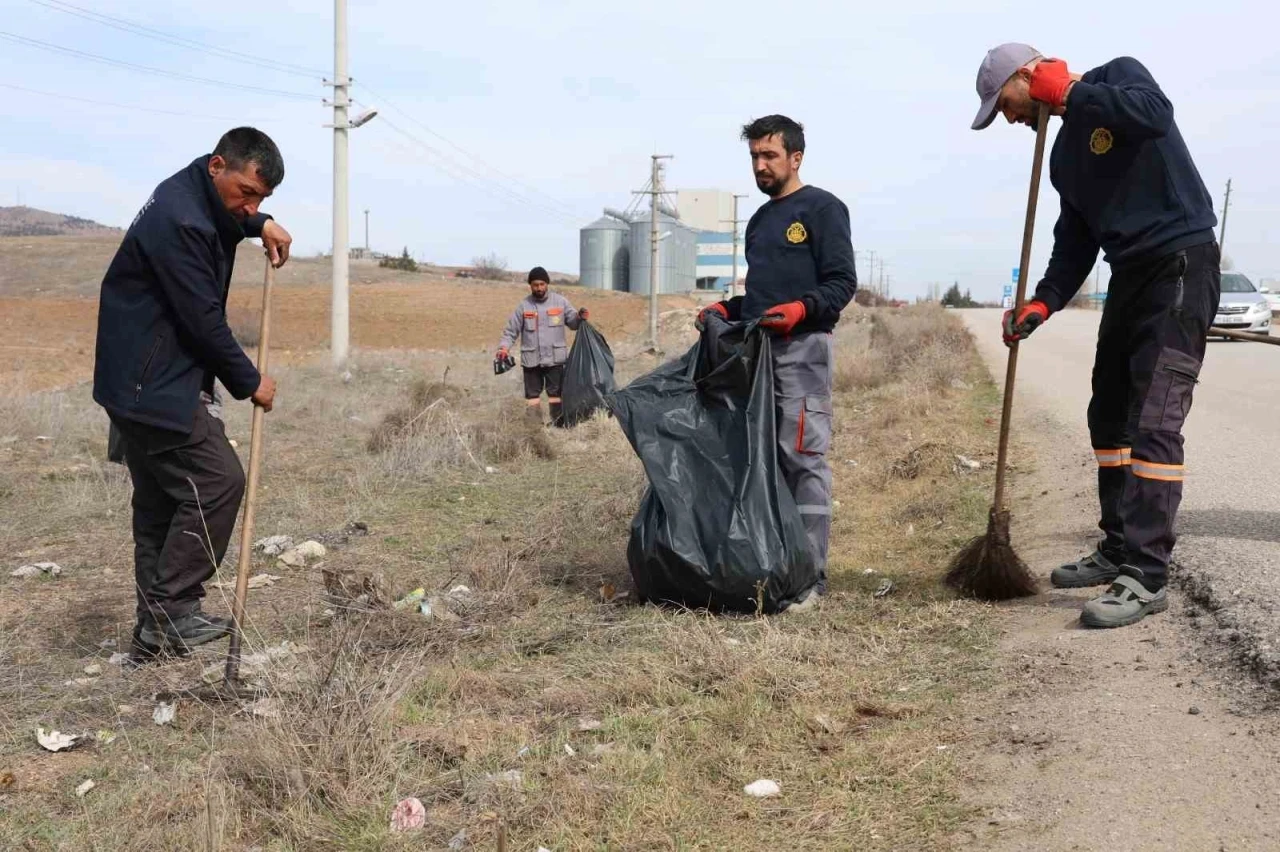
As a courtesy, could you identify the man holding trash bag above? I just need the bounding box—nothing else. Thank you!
[496,266,589,426]
[94,127,290,664]
[698,115,858,602]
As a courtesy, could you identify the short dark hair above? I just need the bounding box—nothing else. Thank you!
[213,127,285,189]
[741,115,805,155]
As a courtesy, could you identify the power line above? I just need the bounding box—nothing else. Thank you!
[0,30,319,101]
[25,0,325,78]
[0,82,248,121]
[375,117,580,224]
[355,81,581,219]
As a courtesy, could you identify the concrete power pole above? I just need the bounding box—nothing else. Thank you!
[364,208,370,253]
[646,154,672,352]
[330,0,350,369]
[1219,178,1232,256]
[721,194,749,298]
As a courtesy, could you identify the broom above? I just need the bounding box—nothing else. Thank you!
[945,102,1050,601]
[223,256,275,686]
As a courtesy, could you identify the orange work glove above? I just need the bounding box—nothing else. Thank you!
[695,301,730,331]
[1029,59,1072,108]
[1002,300,1050,347]
[759,301,806,335]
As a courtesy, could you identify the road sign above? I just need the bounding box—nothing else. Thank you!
[1001,296,1013,309]
[1002,285,1013,298]
[1012,267,1020,284]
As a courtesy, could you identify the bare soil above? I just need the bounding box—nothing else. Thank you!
[955,396,1280,851]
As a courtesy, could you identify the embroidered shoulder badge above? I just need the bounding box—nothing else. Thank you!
[1090,127,1113,155]
[786,221,808,244]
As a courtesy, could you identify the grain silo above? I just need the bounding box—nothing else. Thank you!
[578,211,631,291]
[628,212,697,295]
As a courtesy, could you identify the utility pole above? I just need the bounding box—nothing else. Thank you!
[329,0,350,369]
[721,193,749,298]
[643,155,673,352]
[363,208,370,253]
[1220,178,1232,255]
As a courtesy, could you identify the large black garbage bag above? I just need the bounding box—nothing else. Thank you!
[609,316,818,613]
[561,321,616,427]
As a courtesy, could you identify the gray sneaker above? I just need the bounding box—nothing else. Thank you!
[1051,549,1122,588]
[1080,575,1167,629]
[784,587,821,614]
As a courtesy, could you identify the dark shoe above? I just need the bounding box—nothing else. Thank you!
[1080,573,1167,629]
[127,618,184,668]
[148,610,233,652]
[1051,548,1122,588]
[549,402,566,428]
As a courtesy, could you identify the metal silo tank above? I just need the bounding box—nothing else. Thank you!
[628,213,698,295]
[579,214,631,291]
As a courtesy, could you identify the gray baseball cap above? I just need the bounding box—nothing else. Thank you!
[971,42,1042,130]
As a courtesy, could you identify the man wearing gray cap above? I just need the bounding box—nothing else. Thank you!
[971,44,1220,629]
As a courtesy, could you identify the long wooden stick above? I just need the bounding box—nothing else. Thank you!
[1210,326,1280,346]
[225,258,274,684]
[992,103,1051,512]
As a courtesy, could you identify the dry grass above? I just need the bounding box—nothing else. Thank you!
[0,306,1007,851]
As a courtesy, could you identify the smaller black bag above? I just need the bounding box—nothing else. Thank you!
[560,321,616,427]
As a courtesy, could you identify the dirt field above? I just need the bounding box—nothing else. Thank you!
[0,236,698,394]
[0,280,1010,849]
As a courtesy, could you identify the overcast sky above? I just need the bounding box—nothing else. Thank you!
[2,0,1276,302]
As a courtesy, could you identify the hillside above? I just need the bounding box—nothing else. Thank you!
[0,205,120,237]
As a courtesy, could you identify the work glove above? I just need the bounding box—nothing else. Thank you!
[496,347,509,360]
[578,307,590,321]
[759,301,807,335]
[1002,300,1050,347]
[695,302,730,331]
[1029,59,1072,108]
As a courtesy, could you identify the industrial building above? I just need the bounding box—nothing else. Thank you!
[578,187,745,295]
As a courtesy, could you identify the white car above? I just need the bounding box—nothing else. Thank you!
[1213,272,1271,337]
[1261,285,1280,317]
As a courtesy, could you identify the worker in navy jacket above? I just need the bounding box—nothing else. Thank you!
[972,45,1220,629]
[698,115,858,610]
[93,127,292,664]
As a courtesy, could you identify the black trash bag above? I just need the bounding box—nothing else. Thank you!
[560,320,616,427]
[610,315,818,613]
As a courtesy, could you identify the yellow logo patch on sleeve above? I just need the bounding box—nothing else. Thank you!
[1090,127,1113,155]
[786,221,808,244]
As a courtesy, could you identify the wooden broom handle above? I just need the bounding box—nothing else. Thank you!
[225,258,274,683]
[993,103,1050,511]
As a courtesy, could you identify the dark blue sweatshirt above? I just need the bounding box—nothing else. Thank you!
[93,156,271,433]
[725,185,857,334]
[1035,57,1217,312]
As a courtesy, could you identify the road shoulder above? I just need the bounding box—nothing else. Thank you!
[956,314,1280,851]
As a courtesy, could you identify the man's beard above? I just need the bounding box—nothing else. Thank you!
[756,174,781,197]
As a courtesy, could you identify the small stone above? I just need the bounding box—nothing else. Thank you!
[83,663,103,676]
[577,718,603,732]
[1189,706,1202,716]
[75,779,95,798]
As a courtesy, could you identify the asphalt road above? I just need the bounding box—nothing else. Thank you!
[961,307,1280,684]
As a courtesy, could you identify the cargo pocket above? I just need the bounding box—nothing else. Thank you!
[795,396,833,456]
[552,344,568,363]
[523,312,538,333]
[1138,347,1201,433]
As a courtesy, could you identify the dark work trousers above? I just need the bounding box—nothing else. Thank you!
[522,364,566,400]
[109,405,246,623]
[1087,241,1221,584]
[774,331,835,592]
